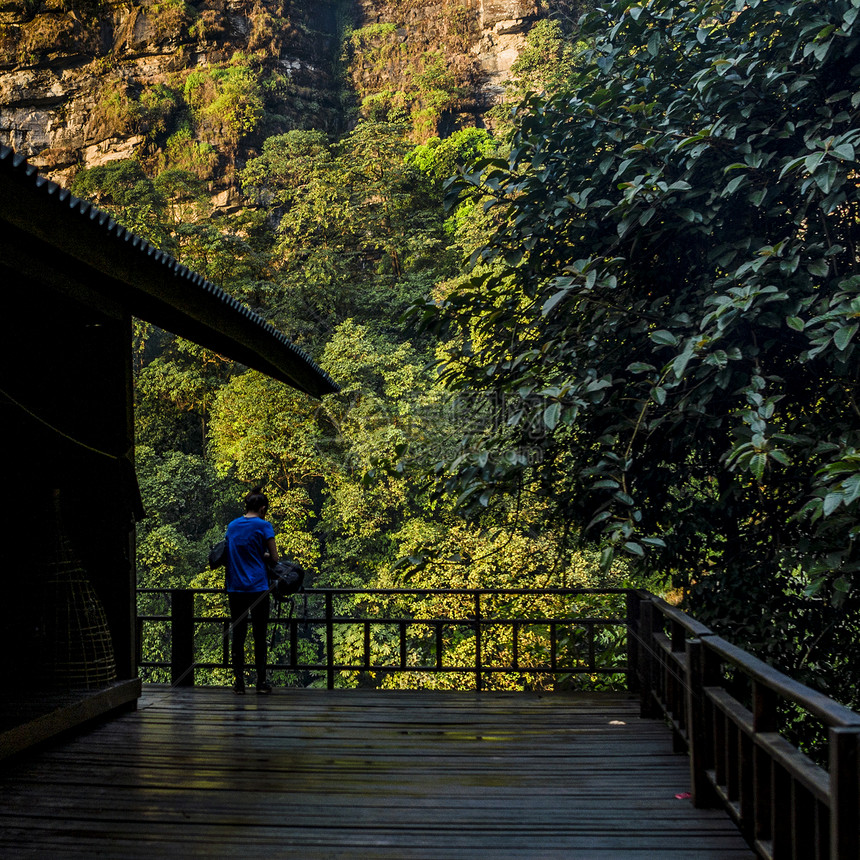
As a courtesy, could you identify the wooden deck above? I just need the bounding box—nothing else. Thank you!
[0,687,754,859]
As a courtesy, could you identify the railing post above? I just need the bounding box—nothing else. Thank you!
[325,591,334,690]
[170,588,194,687]
[626,591,640,693]
[670,619,687,752]
[752,680,778,845]
[587,623,596,673]
[435,621,443,671]
[289,618,297,669]
[830,726,860,860]
[474,591,482,692]
[638,599,659,717]
[686,636,719,808]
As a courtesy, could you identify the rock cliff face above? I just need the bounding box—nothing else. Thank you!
[0,0,345,199]
[477,0,542,93]
[0,0,553,198]
[350,1,539,131]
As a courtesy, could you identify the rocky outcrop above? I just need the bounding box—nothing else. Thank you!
[478,0,540,97]
[0,0,558,198]
[0,0,344,191]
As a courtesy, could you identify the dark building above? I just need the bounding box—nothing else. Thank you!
[0,146,337,757]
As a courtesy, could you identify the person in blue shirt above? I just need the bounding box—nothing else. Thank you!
[225,487,278,694]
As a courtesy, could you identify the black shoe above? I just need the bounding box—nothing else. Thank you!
[255,682,272,694]
[233,679,245,695]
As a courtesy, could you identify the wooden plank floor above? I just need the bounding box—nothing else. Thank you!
[0,687,754,859]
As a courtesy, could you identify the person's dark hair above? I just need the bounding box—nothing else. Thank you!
[244,486,269,514]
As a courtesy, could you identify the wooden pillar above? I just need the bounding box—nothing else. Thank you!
[120,310,138,682]
[170,589,194,686]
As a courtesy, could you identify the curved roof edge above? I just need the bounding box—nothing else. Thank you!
[0,146,339,398]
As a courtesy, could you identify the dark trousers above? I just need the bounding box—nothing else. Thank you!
[228,591,270,682]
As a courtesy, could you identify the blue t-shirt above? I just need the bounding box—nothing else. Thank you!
[225,515,275,592]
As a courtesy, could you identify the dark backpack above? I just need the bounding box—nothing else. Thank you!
[268,559,306,601]
[208,539,227,570]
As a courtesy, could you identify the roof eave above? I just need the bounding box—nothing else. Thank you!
[0,147,339,398]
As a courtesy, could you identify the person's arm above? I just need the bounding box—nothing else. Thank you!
[266,537,279,564]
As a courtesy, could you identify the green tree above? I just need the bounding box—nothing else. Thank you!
[407,127,498,185]
[505,18,582,99]
[428,0,860,702]
[71,160,172,249]
[135,337,233,453]
[71,93,638,690]
[240,121,456,342]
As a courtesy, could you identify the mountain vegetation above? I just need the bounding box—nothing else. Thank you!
[44,0,860,717]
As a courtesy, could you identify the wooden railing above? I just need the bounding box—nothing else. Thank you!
[137,587,633,691]
[635,591,860,860]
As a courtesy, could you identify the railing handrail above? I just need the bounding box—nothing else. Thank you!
[640,594,860,728]
[702,633,860,729]
[643,592,713,638]
[139,614,627,624]
[138,586,633,596]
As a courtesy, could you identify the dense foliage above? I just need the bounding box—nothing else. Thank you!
[66,0,860,709]
[428,0,860,705]
[75,114,628,688]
